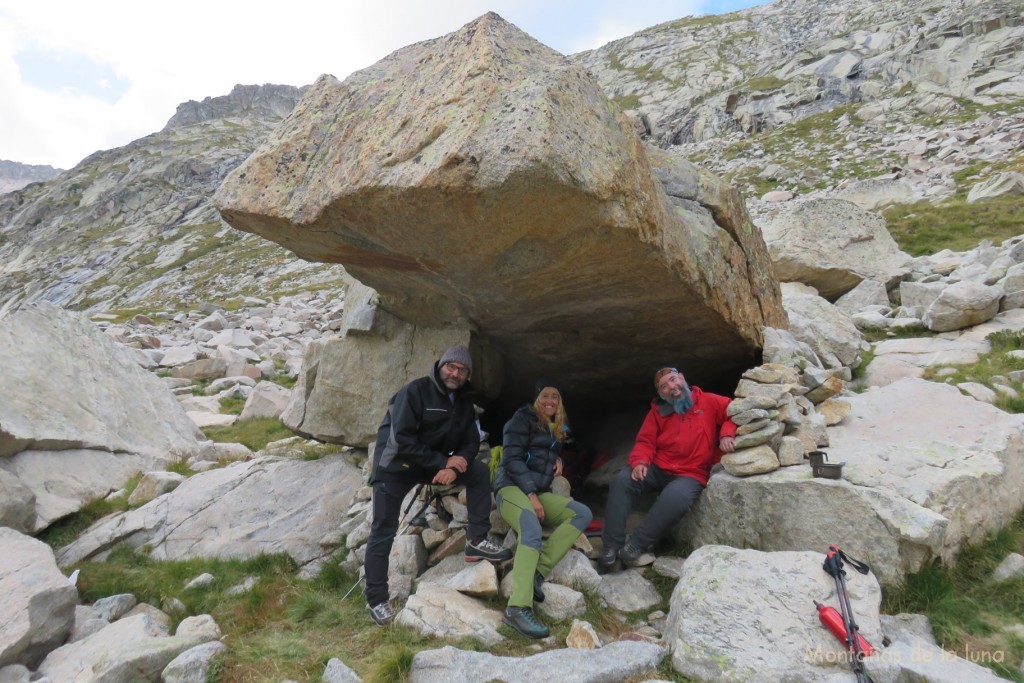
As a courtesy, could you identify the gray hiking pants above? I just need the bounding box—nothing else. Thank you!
[602,463,704,551]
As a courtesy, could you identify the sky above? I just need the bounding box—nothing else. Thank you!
[0,1,766,170]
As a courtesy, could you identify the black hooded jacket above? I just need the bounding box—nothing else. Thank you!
[493,404,564,495]
[370,361,480,483]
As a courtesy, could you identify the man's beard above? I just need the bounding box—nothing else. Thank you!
[669,385,693,414]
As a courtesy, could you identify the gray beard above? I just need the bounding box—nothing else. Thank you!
[669,387,693,414]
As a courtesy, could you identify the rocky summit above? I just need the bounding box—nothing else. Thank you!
[216,13,785,410]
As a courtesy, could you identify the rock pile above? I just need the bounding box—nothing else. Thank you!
[719,360,848,477]
[95,288,346,430]
[840,234,1024,336]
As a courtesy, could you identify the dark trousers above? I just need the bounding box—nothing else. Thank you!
[363,459,492,606]
[602,463,704,552]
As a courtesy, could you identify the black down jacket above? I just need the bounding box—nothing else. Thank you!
[370,361,479,484]
[493,404,565,495]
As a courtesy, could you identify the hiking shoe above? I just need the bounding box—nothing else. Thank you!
[465,537,513,562]
[596,545,619,570]
[620,542,655,568]
[533,571,546,603]
[503,606,550,639]
[367,601,396,627]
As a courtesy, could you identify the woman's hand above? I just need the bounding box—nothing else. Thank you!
[529,493,545,522]
[719,436,736,453]
[553,458,563,478]
[631,463,648,481]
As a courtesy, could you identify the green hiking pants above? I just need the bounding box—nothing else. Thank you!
[496,485,592,608]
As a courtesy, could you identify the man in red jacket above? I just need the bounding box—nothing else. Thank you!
[598,367,736,570]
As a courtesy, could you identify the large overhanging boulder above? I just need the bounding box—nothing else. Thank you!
[215,13,785,411]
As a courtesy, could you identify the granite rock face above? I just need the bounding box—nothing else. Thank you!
[216,13,785,407]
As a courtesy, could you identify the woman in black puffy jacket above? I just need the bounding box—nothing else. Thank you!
[494,379,593,639]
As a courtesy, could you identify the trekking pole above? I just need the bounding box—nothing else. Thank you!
[341,483,437,601]
[821,545,875,683]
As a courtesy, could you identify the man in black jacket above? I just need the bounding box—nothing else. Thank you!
[364,344,513,626]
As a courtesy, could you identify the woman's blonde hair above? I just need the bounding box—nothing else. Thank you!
[533,387,569,441]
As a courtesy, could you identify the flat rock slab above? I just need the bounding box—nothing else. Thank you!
[36,613,206,683]
[666,546,882,682]
[396,584,505,646]
[215,13,784,405]
[408,641,667,683]
[864,308,1024,388]
[0,302,201,459]
[56,455,363,569]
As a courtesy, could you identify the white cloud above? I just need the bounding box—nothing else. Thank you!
[0,0,762,169]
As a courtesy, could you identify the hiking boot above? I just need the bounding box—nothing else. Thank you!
[620,542,655,567]
[503,606,550,639]
[533,571,546,603]
[596,545,619,570]
[367,601,396,627]
[465,537,513,562]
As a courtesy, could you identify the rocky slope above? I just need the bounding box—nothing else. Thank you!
[0,84,347,318]
[1,0,1022,319]
[576,0,1023,145]
[0,160,63,195]
[577,0,1024,205]
[3,2,1024,679]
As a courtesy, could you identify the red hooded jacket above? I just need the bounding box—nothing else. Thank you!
[628,386,737,486]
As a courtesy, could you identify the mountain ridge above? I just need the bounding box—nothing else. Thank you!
[0,0,1021,316]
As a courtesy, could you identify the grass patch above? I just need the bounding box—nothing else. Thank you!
[613,94,642,111]
[269,361,298,390]
[922,329,1024,413]
[742,75,787,91]
[882,510,1024,681]
[167,458,196,477]
[883,195,1024,256]
[85,308,155,324]
[220,396,247,415]
[850,348,876,385]
[860,325,934,344]
[272,374,297,390]
[202,417,294,451]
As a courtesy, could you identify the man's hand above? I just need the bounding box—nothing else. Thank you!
[553,458,563,478]
[719,436,736,453]
[446,455,468,473]
[432,467,457,485]
[529,492,545,521]
[631,463,648,481]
